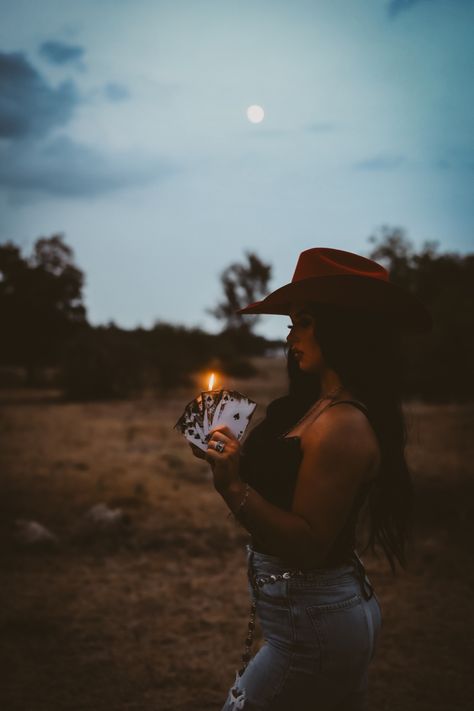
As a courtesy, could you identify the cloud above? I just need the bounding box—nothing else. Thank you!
[104,82,130,102]
[353,154,405,170]
[388,0,473,18]
[0,136,177,198]
[0,50,174,201]
[0,51,79,139]
[388,0,428,17]
[39,40,85,67]
[435,154,474,172]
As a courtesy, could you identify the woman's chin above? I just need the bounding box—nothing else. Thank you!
[299,361,320,375]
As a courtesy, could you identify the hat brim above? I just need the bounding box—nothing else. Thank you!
[236,274,432,333]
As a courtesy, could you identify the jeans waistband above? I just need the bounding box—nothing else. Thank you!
[246,544,374,599]
[246,544,355,578]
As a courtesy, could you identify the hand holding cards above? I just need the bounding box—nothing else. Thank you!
[174,389,257,452]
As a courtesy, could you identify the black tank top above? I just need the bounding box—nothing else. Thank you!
[239,396,377,567]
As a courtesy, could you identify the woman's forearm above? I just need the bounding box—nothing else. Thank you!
[219,479,324,568]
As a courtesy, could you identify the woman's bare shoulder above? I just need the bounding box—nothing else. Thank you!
[300,403,380,482]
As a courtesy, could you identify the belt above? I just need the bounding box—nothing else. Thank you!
[247,548,374,601]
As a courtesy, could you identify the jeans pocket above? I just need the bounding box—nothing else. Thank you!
[305,593,370,678]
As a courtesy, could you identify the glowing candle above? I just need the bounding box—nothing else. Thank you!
[202,371,222,436]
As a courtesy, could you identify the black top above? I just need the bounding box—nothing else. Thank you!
[239,395,377,567]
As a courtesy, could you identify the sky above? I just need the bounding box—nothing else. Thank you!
[1,0,473,341]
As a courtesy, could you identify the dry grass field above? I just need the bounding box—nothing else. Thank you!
[0,356,473,711]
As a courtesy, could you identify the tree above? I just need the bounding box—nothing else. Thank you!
[0,233,87,379]
[206,251,272,332]
[367,225,416,289]
[366,226,474,401]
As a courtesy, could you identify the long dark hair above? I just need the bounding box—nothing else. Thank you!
[283,302,413,575]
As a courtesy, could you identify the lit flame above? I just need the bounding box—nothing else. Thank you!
[208,372,215,390]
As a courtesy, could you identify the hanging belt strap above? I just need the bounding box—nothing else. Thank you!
[351,549,374,601]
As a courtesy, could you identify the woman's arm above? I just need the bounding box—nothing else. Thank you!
[221,479,320,567]
[217,406,374,568]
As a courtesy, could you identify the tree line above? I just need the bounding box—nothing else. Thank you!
[0,229,472,401]
[0,235,273,398]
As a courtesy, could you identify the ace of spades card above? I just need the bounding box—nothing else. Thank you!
[209,390,257,440]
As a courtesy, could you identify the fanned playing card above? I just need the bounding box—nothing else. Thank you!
[212,390,257,440]
[174,389,257,451]
[201,390,222,435]
[173,395,208,452]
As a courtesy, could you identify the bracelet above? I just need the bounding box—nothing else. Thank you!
[227,482,251,519]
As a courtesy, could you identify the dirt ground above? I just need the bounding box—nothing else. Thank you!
[0,357,473,711]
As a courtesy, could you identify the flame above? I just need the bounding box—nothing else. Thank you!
[208,372,215,390]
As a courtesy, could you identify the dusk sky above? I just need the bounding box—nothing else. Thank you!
[1,0,473,341]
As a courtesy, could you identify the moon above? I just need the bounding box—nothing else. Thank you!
[246,105,265,124]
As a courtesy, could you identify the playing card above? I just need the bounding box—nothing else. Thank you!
[195,392,204,417]
[211,390,257,440]
[173,397,208,451]
[212,389,232,423]
[201,390,222,435]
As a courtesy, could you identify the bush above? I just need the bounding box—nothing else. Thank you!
[60,326,145,400]
[220,357,259,378]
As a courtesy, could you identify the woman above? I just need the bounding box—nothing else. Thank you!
[192,248,431,710]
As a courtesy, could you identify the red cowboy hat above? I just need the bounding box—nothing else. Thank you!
[236,247,432,332]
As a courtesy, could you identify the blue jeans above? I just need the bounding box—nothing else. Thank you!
[220,544,382,710]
